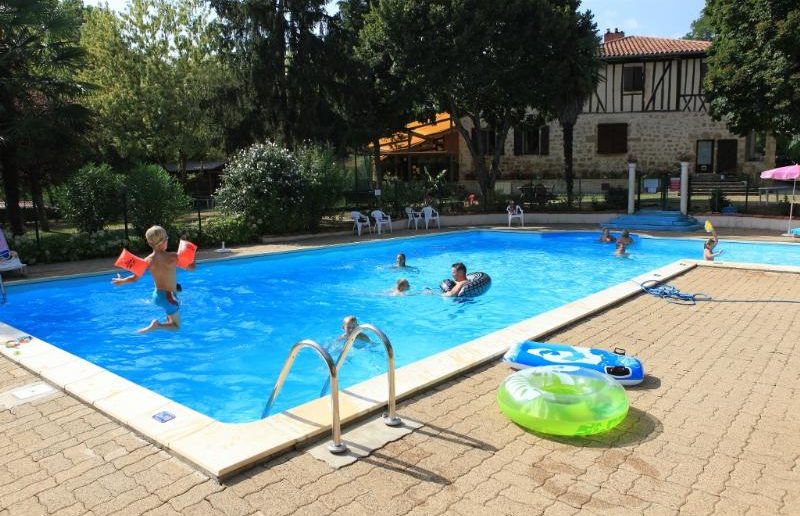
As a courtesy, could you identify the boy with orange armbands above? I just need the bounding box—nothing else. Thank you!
[113,226,196,333]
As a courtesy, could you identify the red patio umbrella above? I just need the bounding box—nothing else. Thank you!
[760,164,800,236]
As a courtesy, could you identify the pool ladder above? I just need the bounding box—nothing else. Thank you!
[262,323,402,454]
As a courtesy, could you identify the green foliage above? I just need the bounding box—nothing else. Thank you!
[684,8,714,40]
[0,0,88,234]
[705,0,800,135]
[200,216,262,246]
[604,187,628,210]
[381,179,428,218]
[126,164,191,234]
[8,229,145,265]
[211,0,340,150]
[59,163,124,233]
[215,142,305,234]
[78,0,225,167]
[296,144,346,232]
[359,0,599,202]
[709,188,728,212]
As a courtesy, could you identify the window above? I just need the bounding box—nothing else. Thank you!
[597,123,628,154]
[622,66,644,92]
[513,125,550,156]
[746,130,766,161]
[470,127,503,155]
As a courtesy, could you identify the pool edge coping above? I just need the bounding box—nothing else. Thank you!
[1,256,701,480]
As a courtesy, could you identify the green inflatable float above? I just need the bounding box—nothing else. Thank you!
[497,365,629,436]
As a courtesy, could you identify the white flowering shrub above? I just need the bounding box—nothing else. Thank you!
[215,142,306,234]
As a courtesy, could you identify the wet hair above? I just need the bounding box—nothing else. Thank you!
[342,315,358,329]
[145,226,168,248]
[396,278,410,291]
[396,253,406,266]
[621,229,630,238]
[705,238,716,249]
[452,262,467,275]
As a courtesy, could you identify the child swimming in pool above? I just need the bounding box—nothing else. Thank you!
[393,278,410,295]
[339,315,370,343]
[112,225,195,333]
[703,228,723,261]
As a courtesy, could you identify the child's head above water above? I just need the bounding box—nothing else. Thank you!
[396,278,410,292]
[342,315,358,333]
[396,253,406,267]
[145,225,168,249]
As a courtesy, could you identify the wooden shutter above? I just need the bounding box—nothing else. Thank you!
[513,128,522,155]
[540,126,549,155]
[597,123,627,154]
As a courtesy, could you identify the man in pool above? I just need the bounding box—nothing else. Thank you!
[112,225,195,333]
[443,262,470,297]
[615,229,633,257]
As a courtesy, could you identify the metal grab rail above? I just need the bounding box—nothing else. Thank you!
[261,339,347,453]
[335,324,402,427]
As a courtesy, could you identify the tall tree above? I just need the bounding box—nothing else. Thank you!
[0,0,86,235]
[328,0,415,187]
[685,8,714,41]
[78,0,225,174]
[359,0,591,200]
[211,0,339,151]
[704,0,800,136]
[543,1,599,207]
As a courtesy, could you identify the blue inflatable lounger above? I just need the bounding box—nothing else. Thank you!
[503,341,645,386]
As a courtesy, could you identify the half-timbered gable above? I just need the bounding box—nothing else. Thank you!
[454,30,775,181]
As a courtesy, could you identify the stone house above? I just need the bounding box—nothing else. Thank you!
[381,31,775,188]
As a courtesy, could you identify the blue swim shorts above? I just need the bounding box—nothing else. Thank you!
[152,289,180,316]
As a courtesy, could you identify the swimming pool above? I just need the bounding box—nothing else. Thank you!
[4,230,800,423]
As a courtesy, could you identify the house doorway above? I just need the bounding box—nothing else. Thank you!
[717,139,738,175]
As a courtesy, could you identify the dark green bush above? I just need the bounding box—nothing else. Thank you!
[296,143,346,232]
[8,229,146,265]
[215,142,305,234]
[58,163,124,233]
[126,164,191,235]
[709,188,728,212]
[381,179,428,218]
[604,186,628,210]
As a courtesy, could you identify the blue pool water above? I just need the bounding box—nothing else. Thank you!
[4,231,800,423]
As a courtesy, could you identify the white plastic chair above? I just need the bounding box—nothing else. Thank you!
[421,206,440,230]
[351,211,372,236]
[0,227,26,276]
[508,205,524,227]
[371,210,392,234]
[405,207,422,230]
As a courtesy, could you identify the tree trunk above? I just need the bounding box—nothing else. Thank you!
[562,121,575,207]
[0,147,25,235]
[489,120,511,190]
[450,110,490,202]
[29,172,50,232]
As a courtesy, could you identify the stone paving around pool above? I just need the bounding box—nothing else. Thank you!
[2,264,799,515]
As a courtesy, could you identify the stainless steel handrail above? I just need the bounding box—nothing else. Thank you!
[261,339,347,453]
[336,324,402,427]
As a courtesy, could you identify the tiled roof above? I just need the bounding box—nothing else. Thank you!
[600,36,710,59]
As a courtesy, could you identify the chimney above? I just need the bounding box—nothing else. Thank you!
[604,28,626,43]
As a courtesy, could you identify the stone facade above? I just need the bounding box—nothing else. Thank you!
[458,112,775,180]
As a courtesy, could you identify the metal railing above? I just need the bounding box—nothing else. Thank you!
[262,339,348,453]
[333,324,402,427]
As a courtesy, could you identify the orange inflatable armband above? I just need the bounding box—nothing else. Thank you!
[176,240,197,269]
[115,249,148,277]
